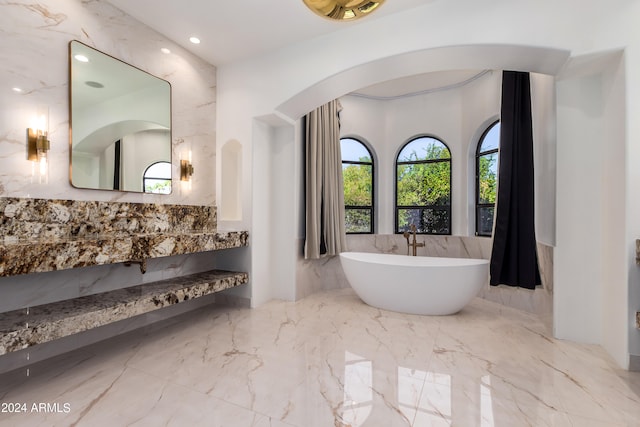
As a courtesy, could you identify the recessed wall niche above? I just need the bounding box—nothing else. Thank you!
[220,140,242,221]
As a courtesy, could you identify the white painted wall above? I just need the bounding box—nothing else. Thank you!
[220,140,243,221]
[556,74,605,344]
[340,77,467,236]
[337,71,555,242]
[555,51,627,366]
[217,0,637,368]
[249,119,273,306]
[121,129,171,192]
[531,74,558,247]
[593,2,640,366]
[270,124,298,301]
[338,96,388,233]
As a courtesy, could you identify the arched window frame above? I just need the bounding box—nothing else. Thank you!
[341,136,375,234]
[395,135,452,235]
[143,161,172,194]
[475,120,500,237]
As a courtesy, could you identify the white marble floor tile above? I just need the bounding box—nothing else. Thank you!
[1,288,639,427]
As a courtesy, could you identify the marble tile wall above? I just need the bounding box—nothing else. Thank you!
[0,0,217,205]
[0,1,229,370]
[297,234,554,317]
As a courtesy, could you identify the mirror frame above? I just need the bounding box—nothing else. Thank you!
[68,40,173,193]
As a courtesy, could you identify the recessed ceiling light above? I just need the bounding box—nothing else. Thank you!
[74,54,89,62]
[160,48,171,54]
[189,36,201,44]
[12,87,23,93]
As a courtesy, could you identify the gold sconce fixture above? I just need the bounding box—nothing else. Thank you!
[27,106,50,183]
[180,159,194,182]
[302,0,385,21]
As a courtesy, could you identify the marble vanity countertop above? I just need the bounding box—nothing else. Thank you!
[0,231,249,277]
[0,269,248,355]
[0,198,218,239]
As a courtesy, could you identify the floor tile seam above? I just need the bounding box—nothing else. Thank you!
[266,382,319,427]
[532,358,640,419]
[206,396,297,427]
[410,323,441,426]
[556,382,640,426]
[119,363,207,397]
[119,364,291,426]
[563,409,631,426]
[414,376,579,424]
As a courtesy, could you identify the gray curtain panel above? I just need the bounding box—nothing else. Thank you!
[304,100,347,259]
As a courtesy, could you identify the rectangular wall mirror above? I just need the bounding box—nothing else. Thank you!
[69,40,172,193]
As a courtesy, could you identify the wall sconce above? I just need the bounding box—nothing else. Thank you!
[26,107,50,183]
[180,151,194,182]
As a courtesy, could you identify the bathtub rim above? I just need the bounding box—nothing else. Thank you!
[339,251,490,267]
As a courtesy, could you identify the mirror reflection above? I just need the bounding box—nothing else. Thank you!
[69,40,172,193]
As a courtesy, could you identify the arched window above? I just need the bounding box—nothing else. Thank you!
[476,121,500,236]
[143,161,172,194]
[396,136,451,234]
[341,137,374,234]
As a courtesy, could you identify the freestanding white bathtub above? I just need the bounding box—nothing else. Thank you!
[339,252,489,315]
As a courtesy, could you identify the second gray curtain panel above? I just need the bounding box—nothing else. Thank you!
[304,99,347,259]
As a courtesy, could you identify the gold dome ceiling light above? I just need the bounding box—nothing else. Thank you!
[303,0,386,21]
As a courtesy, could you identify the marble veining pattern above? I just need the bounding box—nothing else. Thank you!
[0,198,217,240]
[0,288,638,426]
[0,197,248,276]
[0,270,248,355]
[0,231,248,276]
[0,0,217,205]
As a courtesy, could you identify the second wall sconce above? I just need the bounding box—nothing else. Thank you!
[180,158,194,182]
[27,106,50,182]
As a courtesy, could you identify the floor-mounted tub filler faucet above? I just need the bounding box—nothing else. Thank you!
[402,224,425,256]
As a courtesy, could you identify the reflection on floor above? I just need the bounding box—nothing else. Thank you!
[0,288,639,426]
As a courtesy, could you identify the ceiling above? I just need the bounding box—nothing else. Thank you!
[105,0,483,97]
[106,0,432,66]
[351,70,490,99]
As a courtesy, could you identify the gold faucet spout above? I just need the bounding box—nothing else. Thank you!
[406,224,425,256]
[402,231,411,255]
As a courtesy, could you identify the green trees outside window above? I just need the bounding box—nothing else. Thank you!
[341,138,374,233]
[341,126,498,236]
[143,161,172,194]
[396,136,451,234]
[476,121,500,236]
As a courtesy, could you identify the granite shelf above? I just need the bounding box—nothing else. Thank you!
[0,269,248,355]
[0,231,249,277]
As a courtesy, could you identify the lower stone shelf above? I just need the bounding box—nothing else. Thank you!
[0,269,248,356]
